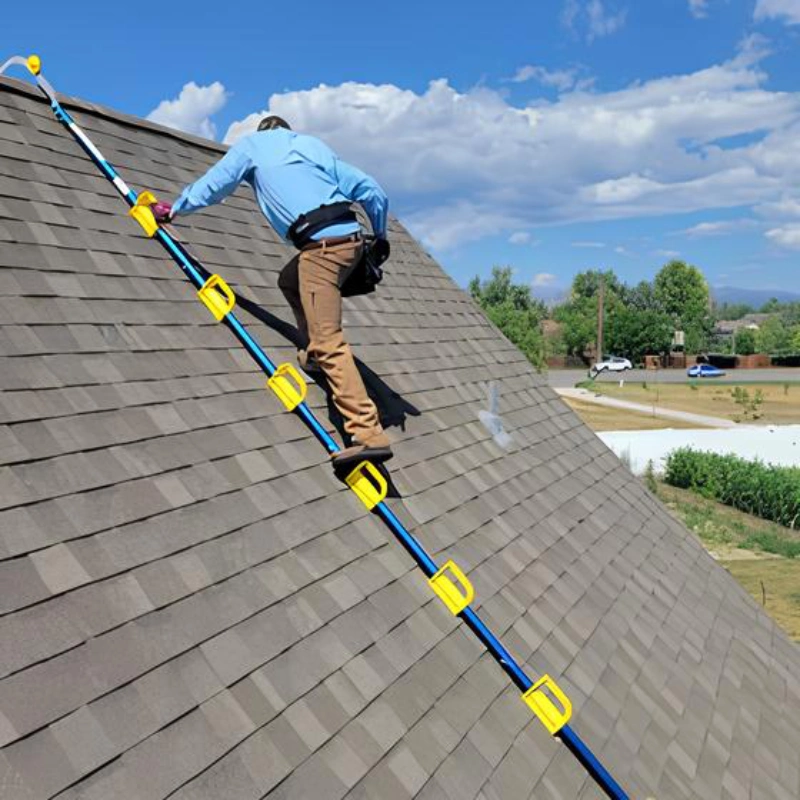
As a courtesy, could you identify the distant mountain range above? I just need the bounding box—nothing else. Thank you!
[712,286,800,307]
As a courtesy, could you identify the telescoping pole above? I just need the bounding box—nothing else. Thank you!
[1,55,629,800]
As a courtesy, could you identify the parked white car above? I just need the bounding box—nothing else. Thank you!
[589,356,632,378]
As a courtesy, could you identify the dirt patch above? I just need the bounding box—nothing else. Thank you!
[707,546,781,561]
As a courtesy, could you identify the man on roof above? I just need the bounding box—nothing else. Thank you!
[153,115,392,469]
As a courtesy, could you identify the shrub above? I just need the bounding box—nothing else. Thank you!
[741,531,800,559]
[644,460,658,494]
[664,449,800,529]
[730,387,764,422]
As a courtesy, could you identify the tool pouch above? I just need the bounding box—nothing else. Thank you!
[341,236,389,297]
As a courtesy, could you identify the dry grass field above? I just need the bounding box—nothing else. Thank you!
[563,397,705,431]
[567,385,800,642]
[722,560,800,641]
[585,381,800,424]
[658,483,800,641]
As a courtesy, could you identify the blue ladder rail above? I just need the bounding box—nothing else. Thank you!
[2,54,630,800]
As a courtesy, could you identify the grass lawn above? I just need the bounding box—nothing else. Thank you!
[570,390,800,640]
[562,397,705,431]
[722,560,800,641]
[582,380,800,424]
[657,482,800,641]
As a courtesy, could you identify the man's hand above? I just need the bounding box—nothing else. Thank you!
[152,201,174,224]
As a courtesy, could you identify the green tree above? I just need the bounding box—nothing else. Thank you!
[470,267,547,369]
[571,269,625,301]
[553,300,597,358]
[483,303,547,369]
[605,306,674,363]
[550,268,626,359]
[735,328,757,355]
[760,297,781,314]
[626,280,662,312]
[713,302,754,321]
[469,266,543,312]
[780,302,800,326]
[654,260,712,352]
[756,316,790,354]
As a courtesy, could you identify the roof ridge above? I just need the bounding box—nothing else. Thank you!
[0,74,228,154]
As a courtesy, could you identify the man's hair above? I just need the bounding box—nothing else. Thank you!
[257,115,291,132]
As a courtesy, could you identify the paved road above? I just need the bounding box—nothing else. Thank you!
[546,368,800,388]
[556,387,736,428]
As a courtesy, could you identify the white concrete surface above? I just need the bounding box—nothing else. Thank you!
[599,425,800,474]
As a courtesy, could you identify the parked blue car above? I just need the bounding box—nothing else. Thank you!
[687,364,726,378]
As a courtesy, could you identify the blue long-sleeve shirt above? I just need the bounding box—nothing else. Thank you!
[172,129,388,241]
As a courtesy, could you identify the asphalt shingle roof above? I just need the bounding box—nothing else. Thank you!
[1,73,800,800]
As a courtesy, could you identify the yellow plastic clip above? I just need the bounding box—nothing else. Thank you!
[27,55,41,76]
[128,191,159,238]
[267,363,308,412]
[521,675,573,735]
[345,461,388,511]
[428,560,474,615]
[197,274,236,321]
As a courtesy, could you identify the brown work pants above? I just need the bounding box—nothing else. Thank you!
[277,239,387,446]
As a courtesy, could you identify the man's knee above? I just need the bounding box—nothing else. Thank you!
[309,333,348,363]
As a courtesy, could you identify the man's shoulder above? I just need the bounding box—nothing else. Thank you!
[292,131,335,154]
[244,129,337,165]
[246,128,308,151]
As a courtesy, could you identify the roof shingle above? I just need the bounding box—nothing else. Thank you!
[1,73,800,800]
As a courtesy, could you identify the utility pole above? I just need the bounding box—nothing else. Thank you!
[597,274,605,362]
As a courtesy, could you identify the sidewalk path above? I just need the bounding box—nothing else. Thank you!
[556,387,737,429]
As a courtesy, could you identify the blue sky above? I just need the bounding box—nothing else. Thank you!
[3,0,800,297]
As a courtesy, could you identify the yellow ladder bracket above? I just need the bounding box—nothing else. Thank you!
[267,363,307,411]
[198,274,236,321]
[521,674,573,735]
[346,461,388,511]
[128,191,159,238]
[428,560,474,615]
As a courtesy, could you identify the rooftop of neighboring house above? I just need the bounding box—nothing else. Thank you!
[714,313,773,335]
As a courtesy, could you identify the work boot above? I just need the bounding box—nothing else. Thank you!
[332,432,393,470]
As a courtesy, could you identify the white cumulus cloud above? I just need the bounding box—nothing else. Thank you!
[532,273,558,287]
[586,0,628,40]
[562,0,628,41]
[680,219,759,237]
[756,195,800,218]
[509,231,532,244]
[221,40,800,251]
[689,0,710,18]
[511,65,587,92]
[755,0,800,25]
[766,224,800,248]
[147,82,228,140]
